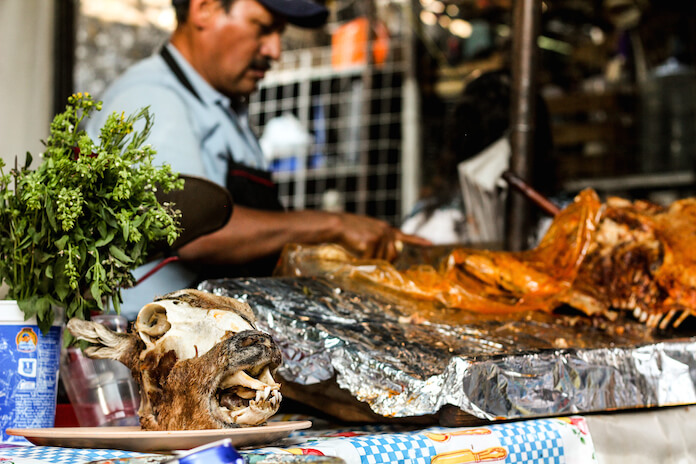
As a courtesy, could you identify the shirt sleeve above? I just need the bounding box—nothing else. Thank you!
[86,84,207,178]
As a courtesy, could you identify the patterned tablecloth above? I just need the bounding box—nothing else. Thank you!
[249,416,595,464]
[0,444,154,463]
[0,416,596,464]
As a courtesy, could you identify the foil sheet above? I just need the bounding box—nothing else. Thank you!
[200,277,696,422]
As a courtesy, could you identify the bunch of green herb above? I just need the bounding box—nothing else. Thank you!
[0,92,183,334]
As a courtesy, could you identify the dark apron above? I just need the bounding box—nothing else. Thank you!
[160,46,285,278]
[225,159,284,212]
[221,159,285,277]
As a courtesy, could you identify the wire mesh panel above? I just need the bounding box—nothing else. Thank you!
[248,36,411,226]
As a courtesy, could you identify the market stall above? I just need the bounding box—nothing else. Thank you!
[2,0,696,463]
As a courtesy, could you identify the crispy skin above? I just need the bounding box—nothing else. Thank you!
[567,198,665,318]
[277,190,696,328]
[568,197,696,327]
[279,190,602,314]
[654,200,696,309]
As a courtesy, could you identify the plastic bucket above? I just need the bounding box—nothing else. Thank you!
[0,300,62,443]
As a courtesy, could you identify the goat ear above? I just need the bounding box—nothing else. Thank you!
[66,319,139,369]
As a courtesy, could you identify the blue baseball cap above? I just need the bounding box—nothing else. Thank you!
[258,0,328,28]
[172,0,328,28]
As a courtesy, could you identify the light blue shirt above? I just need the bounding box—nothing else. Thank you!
[86,44,267,319]
[87,44,267,185]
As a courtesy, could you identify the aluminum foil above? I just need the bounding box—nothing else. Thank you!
[199,277,696,422]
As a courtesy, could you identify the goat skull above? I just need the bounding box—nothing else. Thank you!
[67,289,282,430]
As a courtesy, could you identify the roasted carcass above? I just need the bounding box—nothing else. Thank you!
[67,289,282,430]
[569,194,696,328]
[277,189,696,329]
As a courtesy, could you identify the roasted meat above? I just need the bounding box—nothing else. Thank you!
[67,289,282,430]
[276,190,696,329]
[569,196,696,328]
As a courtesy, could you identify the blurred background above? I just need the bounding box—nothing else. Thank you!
[2,0,695,242]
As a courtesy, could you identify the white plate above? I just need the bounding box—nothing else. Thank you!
[6,421,312,452]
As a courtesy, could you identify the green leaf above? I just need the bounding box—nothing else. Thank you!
[18,297,53,334]
[24,152,33,170]
[38,269,51,295]
[53,255,71,301]
[29,226,43,245]
[36,298,51,323]
[95,229,116,247]
[112,294,122,314]
[45,200,57,230]
[90,279,103,310]
[77,242,87,266]
[130,239,144,262]
[38,298,51,318]
[122,221,130,242]
[73,224,87,242]
[55,235,69,251]
[109,245,133,264]
[34,249,53,264]
[63,332,76,348]
[17,297,38,320]
[97,221,107,239]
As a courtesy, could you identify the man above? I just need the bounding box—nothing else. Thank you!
[87,0,429,318]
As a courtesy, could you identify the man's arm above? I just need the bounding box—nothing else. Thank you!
[177,205,430,264]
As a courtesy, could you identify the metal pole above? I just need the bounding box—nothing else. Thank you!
[401,0,422,219]
[356,0,376,216]
[53,0,77,116]
[507,0,542,251]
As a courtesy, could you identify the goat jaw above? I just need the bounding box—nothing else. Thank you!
[214,366,281,426]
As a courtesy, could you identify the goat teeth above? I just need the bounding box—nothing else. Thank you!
[236,388,256,400]
[221,370,265,390]
[259,366,280,388]
[674,310,691,328]
[658,310,675,330]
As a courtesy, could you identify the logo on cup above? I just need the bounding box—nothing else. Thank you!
[19,358,37,378]
[16,328,38,353]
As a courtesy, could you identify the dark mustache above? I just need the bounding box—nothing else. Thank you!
[250,57,272,72]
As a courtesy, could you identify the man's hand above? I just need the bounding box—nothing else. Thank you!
[333,212,431,262]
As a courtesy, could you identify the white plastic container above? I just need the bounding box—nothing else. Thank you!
[0,300,62,443]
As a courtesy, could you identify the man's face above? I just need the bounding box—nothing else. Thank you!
[198,0,286,98]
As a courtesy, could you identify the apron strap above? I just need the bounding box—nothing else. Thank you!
[160,46,204,104]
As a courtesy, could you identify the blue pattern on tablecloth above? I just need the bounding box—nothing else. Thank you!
[492,419,565,464]
[0,445,152,464]
[351,433,436,464]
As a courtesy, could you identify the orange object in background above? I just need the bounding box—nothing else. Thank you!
[331,17,390,68]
